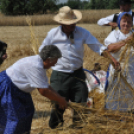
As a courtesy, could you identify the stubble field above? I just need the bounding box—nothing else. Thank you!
[0,24,111,71]
[0,24,112,134]
[0,10,120,134]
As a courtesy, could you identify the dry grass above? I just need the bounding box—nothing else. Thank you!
[3,22,134,134]
[29,24,134,134]
[0,24,111,72]
[0,9,121,26]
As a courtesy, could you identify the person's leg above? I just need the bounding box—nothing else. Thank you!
[49,104,65,129]
[69,69,88,122]
[70,69,88,102]
[49,70,71,129]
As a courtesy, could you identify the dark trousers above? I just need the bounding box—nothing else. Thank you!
[49,68,88,129]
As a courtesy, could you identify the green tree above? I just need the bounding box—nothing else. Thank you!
[0,0,13,15]
[82,1,90,9]
[108,0,119,9]
[88,0,119,9]
[0,0,28,15]
[43,0,58,13]
[0,0,58,15]
[66,0,82,9]
[89,0,96,9]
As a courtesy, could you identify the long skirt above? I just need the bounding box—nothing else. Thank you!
[105,65,134,112]
[0,71,34,134]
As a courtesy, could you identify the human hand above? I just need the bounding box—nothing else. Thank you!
[2,53,7,60]
[125,34,134,42]
[113,59,121,71]
[108,22,118,28]
[87,98,93,108]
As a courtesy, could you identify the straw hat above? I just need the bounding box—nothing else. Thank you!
[53,6,82,25]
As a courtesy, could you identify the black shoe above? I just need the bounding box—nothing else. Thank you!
[49,108,64,129]
[69,122,86,129]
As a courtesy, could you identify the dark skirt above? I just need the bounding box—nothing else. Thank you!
[0,71,34,134]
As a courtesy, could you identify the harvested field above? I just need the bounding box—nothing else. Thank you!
[0,9,121,26]
[1,22,133,134]
[0,24,111,71]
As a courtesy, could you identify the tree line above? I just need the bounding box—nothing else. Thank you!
[0,0,58,15]
[0,0,129,15]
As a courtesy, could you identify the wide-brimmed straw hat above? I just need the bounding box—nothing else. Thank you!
[53,6,82,25]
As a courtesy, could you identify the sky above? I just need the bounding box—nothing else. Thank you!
[56,0,90,4]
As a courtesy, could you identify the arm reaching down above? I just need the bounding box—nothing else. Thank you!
[38,86,68,109]
[102,50,121,71]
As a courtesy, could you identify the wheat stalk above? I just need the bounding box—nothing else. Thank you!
[26,17,39,55]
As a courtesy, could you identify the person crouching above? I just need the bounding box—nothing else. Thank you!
[0,45,67,134]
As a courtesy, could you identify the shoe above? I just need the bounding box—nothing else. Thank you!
[69,122,86,129]
[49,109,64,129]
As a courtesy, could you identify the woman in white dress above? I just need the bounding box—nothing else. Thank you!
[104,12,134,112]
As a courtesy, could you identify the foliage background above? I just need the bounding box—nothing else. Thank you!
[0,0,127,15]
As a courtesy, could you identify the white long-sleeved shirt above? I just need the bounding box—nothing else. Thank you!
[39,26,107,73]
[97,10,134,26]
[104,29,134,61]
[6,55,49,93]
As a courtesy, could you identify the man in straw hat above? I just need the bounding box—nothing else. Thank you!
[39,6,120,129]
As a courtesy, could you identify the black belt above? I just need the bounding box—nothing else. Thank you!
[74,66,83,73]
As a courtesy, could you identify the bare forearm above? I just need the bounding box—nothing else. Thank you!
[104,50,116,62]
[38,86,64,103]
[104,24,110,26]
[38,86,67,109]
[108,41,126,52]
[102,50,121,70]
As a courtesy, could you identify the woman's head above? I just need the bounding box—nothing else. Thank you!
[118,12,132,32]
[39,45,62,69]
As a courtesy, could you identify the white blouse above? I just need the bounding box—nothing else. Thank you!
[104,29,133,61]
[6,55,49,93]
[104,30,134,111]
[39,26,106,73]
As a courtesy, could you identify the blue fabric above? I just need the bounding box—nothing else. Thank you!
[117,12,131,29]
[83,68,100,85]
[104,66,110,109]
[104,65,110,92]
[0,71,34,134]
